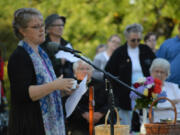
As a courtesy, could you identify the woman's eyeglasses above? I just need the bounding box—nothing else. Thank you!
[50,24,64,27]
[28,24,45,30]
[130,38,141,43]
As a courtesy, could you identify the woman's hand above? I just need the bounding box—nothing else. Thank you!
[82,112,89,122]
[93,112,104,124]
[29,75,75,101]
[53,75,75,92]
[82,112,104,124]
[172,99,180,104]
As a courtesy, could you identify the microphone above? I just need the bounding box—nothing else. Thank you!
[47,42,81,53]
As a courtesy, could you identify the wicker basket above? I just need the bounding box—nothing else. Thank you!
[95,108,129,135]
[144,97,180,135]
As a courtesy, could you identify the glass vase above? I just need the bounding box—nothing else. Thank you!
[140,108,148,134]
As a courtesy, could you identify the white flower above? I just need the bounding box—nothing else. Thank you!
[137,77,146,84]
[146,83,154,89]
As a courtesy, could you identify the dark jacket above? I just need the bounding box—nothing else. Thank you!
[105,43,156,110]
[40,35,74,78]
[66,78,109,132]
[8,46,45,135]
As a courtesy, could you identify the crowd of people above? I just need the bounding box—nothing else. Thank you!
[0,7,180,135]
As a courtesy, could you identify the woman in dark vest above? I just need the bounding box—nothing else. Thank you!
[105,23,155,132]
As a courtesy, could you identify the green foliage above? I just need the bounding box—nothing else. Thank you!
[3,62,10,107]
[1,0,180,60]
[135,97,154,109]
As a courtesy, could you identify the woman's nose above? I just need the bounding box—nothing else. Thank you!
[40,26,45,32]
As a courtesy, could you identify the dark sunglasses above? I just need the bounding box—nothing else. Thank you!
[131,38,141,43]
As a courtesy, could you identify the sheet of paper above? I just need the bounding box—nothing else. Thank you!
[55,43,79,63]
[65,75,88,118]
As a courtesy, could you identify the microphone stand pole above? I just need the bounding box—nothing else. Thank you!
[65,51,146,135]
[106,79,115,135]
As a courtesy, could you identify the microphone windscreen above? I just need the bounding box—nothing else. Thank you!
[47,42,60,53]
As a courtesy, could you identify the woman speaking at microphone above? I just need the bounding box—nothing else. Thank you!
[8,8,75,135]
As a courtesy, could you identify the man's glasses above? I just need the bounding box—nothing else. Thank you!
[50,24,64,27]
[78,67,92,71]
[130,38,141,43]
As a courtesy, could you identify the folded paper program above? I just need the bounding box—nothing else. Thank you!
[65,75,88,118]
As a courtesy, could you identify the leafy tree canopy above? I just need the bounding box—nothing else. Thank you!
[0,0,180,60]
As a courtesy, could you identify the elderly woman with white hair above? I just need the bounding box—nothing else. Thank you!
[150,58,180,122]
[66,60,108,135]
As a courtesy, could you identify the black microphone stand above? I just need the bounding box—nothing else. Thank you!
[64,50,146,135]
[72,52,146,98]
[105,79,115,135]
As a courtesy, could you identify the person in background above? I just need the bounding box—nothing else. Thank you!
[8,8,75,135]
[40,13,74,78]
[144,32,157,53]
[150,58,180,122]
[105,24,155,131]
[66,60,108,135]
[0,49,8,135]
[93,35,121,80]
[156,23,180,87]
[0,49,4,100]
[95,44,106,55]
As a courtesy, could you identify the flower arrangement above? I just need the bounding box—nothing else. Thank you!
[130,76,167,109]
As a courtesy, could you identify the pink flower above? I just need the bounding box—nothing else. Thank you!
[144,76,154,85]
[130,76,165,109]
